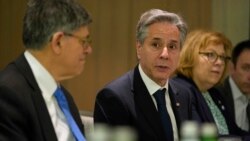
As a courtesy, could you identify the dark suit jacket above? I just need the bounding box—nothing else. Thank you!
[217,77,250,135]
[94,66,192,141]
[171,74,248,137]
[0,54,84,141]
[216,77,236,124]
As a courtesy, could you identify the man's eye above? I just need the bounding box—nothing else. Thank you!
[80,40,86,45]
[168,44,177,50]
[242,65,250,72]
[151,42,161,48]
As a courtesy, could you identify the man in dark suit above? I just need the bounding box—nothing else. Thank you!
[0,0,92,140]
[94,9,191,141]
[217,40,250,132]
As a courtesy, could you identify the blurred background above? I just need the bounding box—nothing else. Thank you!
[0,0,249,112]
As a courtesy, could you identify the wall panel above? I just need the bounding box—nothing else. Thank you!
[64,0,212,111]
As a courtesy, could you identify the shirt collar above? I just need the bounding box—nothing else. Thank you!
[24,51,57,101]
[138,64,168,96]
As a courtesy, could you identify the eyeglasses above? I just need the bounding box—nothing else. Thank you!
[64,32,92,48]
[199,51,231,63]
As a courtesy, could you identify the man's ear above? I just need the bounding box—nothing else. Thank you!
[136,41,142,60]
[50,32,64,54]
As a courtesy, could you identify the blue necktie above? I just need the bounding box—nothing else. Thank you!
[54,87,86,141]
[153,88,173,141]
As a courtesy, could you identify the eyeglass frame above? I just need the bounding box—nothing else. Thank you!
[63,32,92,48]
[199,51,231,63]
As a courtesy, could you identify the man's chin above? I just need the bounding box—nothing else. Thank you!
[242,88,250,95]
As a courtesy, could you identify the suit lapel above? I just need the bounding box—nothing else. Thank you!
[247,104,250,131]
[133,66,165,139]
[15,54,57,141]
[168,83,181,131]
[195,91,215,122]
[62,87,85,134]
[180,75,215,122]
[32,90,58,141]
[224,78,235,117]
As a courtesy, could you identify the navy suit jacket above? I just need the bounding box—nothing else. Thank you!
[217,77,250,135]
[216,77,236,124]
[94,66,192,141]
[172,74,248,137]
[0,54,84,141]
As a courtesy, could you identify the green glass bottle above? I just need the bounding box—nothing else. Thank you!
[200,123,218,141]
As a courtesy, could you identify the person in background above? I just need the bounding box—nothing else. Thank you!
[0,0,92,140]
[172,30,249,138]
[217,40,250,132]
[94,9,192,141]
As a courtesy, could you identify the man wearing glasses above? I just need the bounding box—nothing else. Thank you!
[0,0,92,140]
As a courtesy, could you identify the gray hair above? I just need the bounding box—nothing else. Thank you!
[136,9,187,47]
[23,0,92,49]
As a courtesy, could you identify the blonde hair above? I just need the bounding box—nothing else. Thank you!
[176,30,232,85]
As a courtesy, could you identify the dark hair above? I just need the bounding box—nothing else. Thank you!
[23,0,92,49]
[231,40,250,65]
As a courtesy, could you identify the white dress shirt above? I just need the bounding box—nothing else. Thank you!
[139,65,179,141]
[229,76,249,131]
[24,51,75,141]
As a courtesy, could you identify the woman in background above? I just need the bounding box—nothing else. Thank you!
[172,30,248,137]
